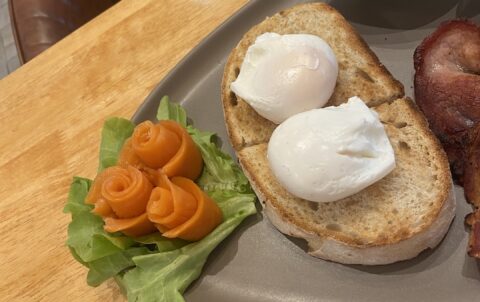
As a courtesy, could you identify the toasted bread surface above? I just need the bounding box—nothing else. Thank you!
[237,98,454,263]
[221,2,404,150]
[222,3,455,264]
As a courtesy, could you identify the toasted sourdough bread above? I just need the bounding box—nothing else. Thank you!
[221,3,455,264]
[238,98,455,264]
[221,2,404,151]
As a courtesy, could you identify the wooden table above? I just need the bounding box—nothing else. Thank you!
[0,1,247,300]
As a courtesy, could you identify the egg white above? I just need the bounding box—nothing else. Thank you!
[231,33,338,124]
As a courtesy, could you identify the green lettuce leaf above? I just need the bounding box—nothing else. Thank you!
[116,193,256,302]
[65,96,257,302]
[64,118,136,264]
[156,96,187,127]
[134,233,188,252]
[98,117,134,172]
[64,177,134,263]
[64,184,158,288]
[86,247,152,287]
[189,126,252,194]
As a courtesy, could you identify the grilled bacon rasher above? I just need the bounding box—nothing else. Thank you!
[414,20,480,257]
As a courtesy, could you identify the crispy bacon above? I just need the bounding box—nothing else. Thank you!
[464,124,480,257]
[464,124,480,207]
[466,210,480,258]
[414,20,480,258]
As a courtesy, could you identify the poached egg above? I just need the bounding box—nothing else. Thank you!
[267,96,395,202]
[230,33,338,124]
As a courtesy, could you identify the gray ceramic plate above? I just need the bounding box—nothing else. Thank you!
[132,0,480,301]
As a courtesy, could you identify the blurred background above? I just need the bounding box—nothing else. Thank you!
[0,0,117,79]
[0,0,477,80]
[0,0,19,78]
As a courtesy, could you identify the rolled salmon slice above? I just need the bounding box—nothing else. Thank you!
[147,176,198,230]
[132,120,182,168]
[85,170,108,205]
[86,165,156,236]
[86,165,153,217]
[100,166,153,218]
[92,198,114,217]
[117,138,144,169]
[160,121,204,180]
[163,177,222,241]
[146,175,222,241]
[128,120,203,180]
[85,119,211,239]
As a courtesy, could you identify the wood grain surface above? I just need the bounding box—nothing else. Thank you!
[0,0,247,300]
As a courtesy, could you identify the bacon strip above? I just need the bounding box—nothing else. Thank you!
[464,124,480,256]
[414,20,480,258]
[414,20,480,182]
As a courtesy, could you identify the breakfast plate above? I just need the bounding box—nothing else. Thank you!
[132,0,480,301]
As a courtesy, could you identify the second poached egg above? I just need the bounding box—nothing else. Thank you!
[267,97,396,203]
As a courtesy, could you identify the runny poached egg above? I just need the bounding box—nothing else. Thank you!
[267,96,396,203]
[230,33,338,124]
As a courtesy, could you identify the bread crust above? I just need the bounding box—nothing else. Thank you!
[263,182,455,265]
[238,98,456,264]
[221,3,455,264]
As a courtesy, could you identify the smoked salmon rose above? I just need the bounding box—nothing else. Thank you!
[147,173,223,241]
[86,166,156,237]
[126,120,203,180]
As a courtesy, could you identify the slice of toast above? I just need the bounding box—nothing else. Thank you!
[221,2,404,151]
[238,98,455,264]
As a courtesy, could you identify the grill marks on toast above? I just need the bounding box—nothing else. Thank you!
[221,2,404,150]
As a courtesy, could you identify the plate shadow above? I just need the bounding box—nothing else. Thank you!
[330,0,459,30]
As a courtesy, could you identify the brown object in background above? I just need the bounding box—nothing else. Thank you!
[414,20,480,184]
[8,0,118,63]
[414,19,480,258]
[464,124,480,257]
